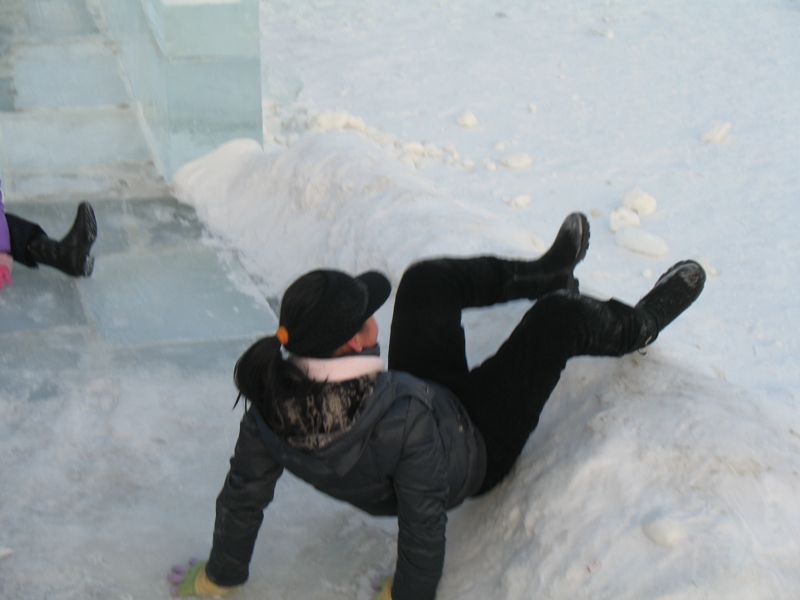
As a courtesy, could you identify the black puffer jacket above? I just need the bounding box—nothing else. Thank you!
[206,370,487,600]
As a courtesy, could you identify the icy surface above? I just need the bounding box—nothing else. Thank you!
[84,247,270,346]
[13,38,129,108]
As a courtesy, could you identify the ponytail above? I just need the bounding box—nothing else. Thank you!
[233,334,321,425]
[233,335,282,409]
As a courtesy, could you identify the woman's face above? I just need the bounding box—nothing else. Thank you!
[334,316,380,356]
[358,316,379,350]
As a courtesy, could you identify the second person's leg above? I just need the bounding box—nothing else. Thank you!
[388,213,590,382]
[7,203,97,276]
[457,260,706,494]
[4,213,46,267]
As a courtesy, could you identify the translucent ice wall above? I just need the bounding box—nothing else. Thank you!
[97,0,263,179]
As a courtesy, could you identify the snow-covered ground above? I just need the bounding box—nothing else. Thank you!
[5,0,800,598]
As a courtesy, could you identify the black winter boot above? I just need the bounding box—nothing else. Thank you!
[512,260,705,360]
[500,212,590,300]
[27,202,97,277]
[551,293,657,357]
[536,212,591,272]
[634,260,706,348]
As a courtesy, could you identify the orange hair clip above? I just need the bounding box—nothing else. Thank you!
[275,326,289,346]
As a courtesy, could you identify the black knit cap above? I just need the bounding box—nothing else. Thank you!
[279,269,391,358]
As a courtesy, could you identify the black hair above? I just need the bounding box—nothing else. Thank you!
[233,336,322,427]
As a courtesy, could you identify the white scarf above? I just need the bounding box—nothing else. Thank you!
[290,355,385,383]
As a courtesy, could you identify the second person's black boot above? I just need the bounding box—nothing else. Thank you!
[561,260,707,357]
[634,260,707,348]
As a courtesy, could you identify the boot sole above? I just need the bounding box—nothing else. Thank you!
[572,212,590,265]
[634,259,706,339]
[556,212,591,267]
[78,202,98,245]
[536,212,591,272]
[653,260,706,302]
[83,255,95,277]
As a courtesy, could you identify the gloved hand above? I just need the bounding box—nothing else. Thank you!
[372,575,394,600]
[168,559,230,597]
[0,264,12,291]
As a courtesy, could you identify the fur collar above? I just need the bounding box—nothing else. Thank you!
[272,355,385,450]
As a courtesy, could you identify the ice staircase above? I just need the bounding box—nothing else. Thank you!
[0,0,277,402]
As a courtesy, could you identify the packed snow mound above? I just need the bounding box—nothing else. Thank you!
[173,133,546,294]
[442,357,800,600]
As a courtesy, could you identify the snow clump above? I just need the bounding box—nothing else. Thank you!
[612,187,668,257]
[499,152,533,171]
[313,110,367,133]
[505,194,532,208]
[701,122,732,143]
[615,227,669,257]
[456,111,479,128]
[622,187,658,216]
[609,207,640,231]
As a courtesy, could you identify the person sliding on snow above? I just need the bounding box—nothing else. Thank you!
[169,212,706,600]
[0,179,97,291]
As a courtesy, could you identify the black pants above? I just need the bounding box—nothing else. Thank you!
[4,213,45,267]
[388,257,646,493]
